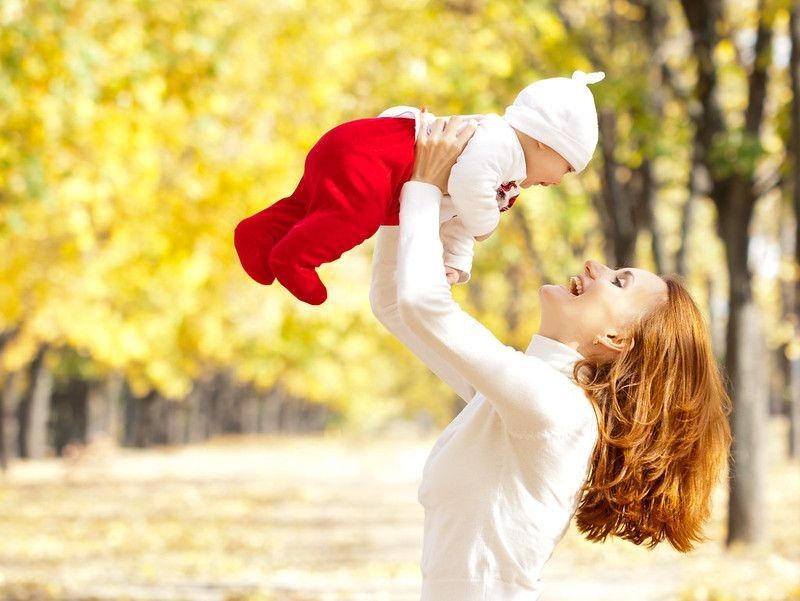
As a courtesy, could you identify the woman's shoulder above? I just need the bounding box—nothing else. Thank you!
[535,366,598,438]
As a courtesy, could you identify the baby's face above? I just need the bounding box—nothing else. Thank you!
[516,133,574,188]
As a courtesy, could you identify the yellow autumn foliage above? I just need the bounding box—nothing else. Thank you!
[2,0,787,426]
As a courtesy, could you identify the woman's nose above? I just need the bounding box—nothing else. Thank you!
[584,260,609,279]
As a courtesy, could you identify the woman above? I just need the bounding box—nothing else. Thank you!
[369,116,732,600]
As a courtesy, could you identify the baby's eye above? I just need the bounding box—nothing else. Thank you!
[613,277,623,288]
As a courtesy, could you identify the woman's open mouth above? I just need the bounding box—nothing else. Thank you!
[568,275,585,296]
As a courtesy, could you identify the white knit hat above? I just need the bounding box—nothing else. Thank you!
[502,70,605,173]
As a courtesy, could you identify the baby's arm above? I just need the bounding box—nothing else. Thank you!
[446,122,507,238]
[440,216,474,284]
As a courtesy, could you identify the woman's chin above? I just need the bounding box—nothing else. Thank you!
[539,284,581,319]
[539,284,574,300]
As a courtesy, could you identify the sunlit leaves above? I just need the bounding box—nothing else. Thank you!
[2,0,753,427]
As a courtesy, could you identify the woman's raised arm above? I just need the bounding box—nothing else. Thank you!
[396,117,585,437]
[369,225,476,404]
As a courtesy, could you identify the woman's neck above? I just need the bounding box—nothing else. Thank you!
[537,325,594,358]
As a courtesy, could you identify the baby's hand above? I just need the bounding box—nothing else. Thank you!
[445,267,460,285]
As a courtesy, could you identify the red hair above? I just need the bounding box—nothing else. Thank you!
[574,275,732,552]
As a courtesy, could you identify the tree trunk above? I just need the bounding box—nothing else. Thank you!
[640,160,665,273]
[185,379,213,443]
[0,378,6,471]
[778,198,798,451]
[85,373,124,444]
[126,392,157,448]
[598,110,637,267]
[510,208,557,284]
[206,373,228,438]
[640,0,672,273]
[555,4,668,271]
[52,377,88,456]
[768,348,783,416]
[724,221,768,545]
[505,262,522,338]
[789,359,800,459]
[467,275,485,314]
[240,389,259,435]
[20,347,53,459]
[279,396,302,432]
[258,388,284,434]
[724,291,768,544]
[678,0,774,547]
[1,372,23,470]
[676,140,706,277]
[163,400,184,445]
[787,1,800,459]
[122,390,136,447]
[216,374,239,434]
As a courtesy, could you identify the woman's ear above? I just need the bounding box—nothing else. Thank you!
[596,333,633,354]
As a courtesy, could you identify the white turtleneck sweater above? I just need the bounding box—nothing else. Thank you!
[369,181,599,600]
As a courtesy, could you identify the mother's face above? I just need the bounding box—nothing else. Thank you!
[538,260,668,356]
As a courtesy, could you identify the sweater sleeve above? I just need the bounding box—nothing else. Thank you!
[446,121,505,238]
[440,216,474,284]
[396,181,580,436]
[369,226,477,404]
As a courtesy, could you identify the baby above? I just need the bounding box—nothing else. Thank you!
[234,71,604,305]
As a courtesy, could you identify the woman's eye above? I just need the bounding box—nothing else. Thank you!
[613,277,623,288]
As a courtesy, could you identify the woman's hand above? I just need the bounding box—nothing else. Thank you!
[411,112,478,193]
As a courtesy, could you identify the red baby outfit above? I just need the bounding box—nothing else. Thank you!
[235,74,607,306]
[234,117,416,305]
[235,107,527,305]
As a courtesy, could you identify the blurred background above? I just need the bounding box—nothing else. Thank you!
[1,0,799,599]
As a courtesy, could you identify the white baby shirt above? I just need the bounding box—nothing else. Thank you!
[378,106,527,283]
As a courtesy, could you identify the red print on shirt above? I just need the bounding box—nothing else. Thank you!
[497,181,520,212]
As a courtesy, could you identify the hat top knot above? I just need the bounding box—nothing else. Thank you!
[571,70,605,85]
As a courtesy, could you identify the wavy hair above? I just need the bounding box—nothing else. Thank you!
[574,275,732,552]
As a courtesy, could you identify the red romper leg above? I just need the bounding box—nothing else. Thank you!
[233,116,415,304]
[233,177,309,285]
[268,160,392,305]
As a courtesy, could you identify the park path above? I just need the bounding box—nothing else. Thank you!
[0,426,798,601]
